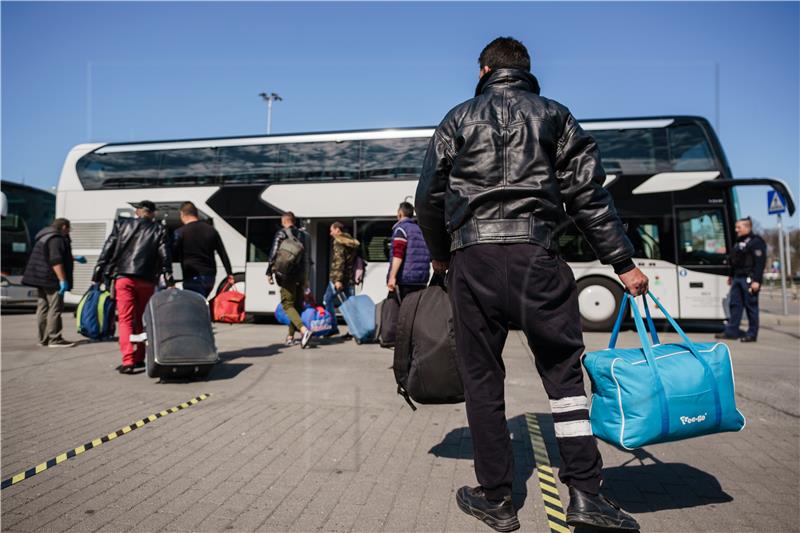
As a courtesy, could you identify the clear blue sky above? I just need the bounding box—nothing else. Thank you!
[3,1,798,228]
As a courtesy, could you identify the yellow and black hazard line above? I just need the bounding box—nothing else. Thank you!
[525,412,570,533]
[1,393,211,490]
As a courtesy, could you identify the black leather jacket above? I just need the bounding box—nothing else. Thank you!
[416,68,633,269]
[93,217,171,284]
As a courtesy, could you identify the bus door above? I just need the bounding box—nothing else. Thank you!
[353,218,396,302]
[310,218,395,304]
[625,217,681,320]
[244,216,284,314]
[673,206,730,319]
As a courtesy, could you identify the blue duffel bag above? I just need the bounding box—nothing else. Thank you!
[583,292,745,450]
[301,306,335,337]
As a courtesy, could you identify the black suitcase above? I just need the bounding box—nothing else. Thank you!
[376,293,401,348]
[392,276,464,409]
[143,288,219,379]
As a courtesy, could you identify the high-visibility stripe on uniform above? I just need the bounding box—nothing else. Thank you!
[549,396,588,413]
[553,419,593,438]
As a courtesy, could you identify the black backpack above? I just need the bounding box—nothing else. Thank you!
[392,276,464,410]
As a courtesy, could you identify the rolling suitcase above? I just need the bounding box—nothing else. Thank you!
[336,293,376,344]
[142,288,219,379]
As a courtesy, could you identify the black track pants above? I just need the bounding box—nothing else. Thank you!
[448,243,603,500]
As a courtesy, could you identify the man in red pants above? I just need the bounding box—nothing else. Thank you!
[93,201,172,373]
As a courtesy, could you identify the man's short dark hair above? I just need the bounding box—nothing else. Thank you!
[479,37,531,72]
[180,201,199,217]
[398,202,415,218]
[331,221,346,232]
[52,218,70,232]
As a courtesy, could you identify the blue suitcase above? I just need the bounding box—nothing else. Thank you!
[582,292,745,450]
[336,293,376,344]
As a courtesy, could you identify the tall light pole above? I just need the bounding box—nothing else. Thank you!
[259,92,282,134]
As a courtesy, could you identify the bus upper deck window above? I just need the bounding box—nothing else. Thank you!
[669,124,716,172]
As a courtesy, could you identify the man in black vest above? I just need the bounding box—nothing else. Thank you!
[23,218,86,347]
[716,216,767,342]
[416,37,648,532]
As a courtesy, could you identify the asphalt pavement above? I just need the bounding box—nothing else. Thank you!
[1,305,798,532]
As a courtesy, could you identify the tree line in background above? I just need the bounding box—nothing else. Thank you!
[760,226,799,282]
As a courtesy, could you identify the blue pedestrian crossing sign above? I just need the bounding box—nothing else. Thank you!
[768,190,787,215]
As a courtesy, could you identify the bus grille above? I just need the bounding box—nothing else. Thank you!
[71,258,98,295]
[70,223,108,249]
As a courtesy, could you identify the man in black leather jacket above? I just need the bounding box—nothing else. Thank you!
[416,37,648,532]
[93,201,173,373]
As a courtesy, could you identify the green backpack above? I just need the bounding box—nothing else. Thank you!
[273,232,305,279]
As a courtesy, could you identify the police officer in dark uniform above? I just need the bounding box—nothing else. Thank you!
[717,217,767,342]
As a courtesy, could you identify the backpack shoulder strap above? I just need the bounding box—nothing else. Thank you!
[392,288,425,411]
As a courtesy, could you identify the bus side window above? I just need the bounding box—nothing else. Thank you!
[246,218,283,263]
[625,217,673,262]
[676,208,728,266]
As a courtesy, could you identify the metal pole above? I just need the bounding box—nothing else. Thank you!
[714,62,720,135]
[267,98,273,135]
[777,213,788,315]
[785,226,793,287]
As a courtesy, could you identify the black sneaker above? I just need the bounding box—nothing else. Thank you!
[714,332,739,340]
[740,335,757,343]
[117,365,135,375]
[456,486,520,532]
[133,361,145,369]
[566,487,639,531]
[47,339,75,348]
[300,329,313,349]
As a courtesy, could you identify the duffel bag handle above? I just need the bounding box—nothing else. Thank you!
[609,293,659,349]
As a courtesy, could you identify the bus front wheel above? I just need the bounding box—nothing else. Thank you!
[576,277,624,332]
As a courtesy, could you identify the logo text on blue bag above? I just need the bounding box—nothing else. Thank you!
[679,413,707,425]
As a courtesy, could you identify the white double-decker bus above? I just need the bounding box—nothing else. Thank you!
[56,117,794,329]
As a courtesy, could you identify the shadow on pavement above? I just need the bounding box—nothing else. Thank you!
[219,344,283,360]
[428,414,534,512]
[533,413,732,527]
[601,447,733,512]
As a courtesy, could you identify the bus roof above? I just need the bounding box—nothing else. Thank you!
[90,116,706,154]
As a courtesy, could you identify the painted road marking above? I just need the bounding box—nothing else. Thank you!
[525,412,570,533]
[1,394,211,490]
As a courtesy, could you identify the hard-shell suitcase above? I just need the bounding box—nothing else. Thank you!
[143,288,219,379]
[393,276,463,409]
[76,285,116,340]
[583,292,745,449]
[336,293,376,344]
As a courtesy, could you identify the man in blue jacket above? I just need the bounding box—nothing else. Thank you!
[386,202,431,299]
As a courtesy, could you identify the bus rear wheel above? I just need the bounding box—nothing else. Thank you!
[576,276,624,332]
